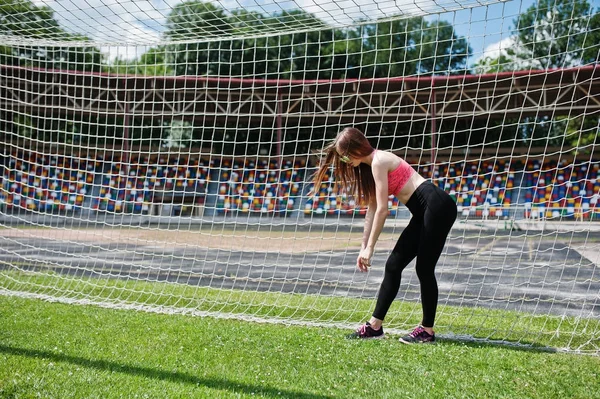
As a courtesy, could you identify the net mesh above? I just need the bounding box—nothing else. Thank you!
[1,0,599,354]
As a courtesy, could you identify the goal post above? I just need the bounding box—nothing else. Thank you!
[1,0,600,354]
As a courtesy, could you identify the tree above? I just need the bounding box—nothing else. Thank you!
[220,9,314,79]
[517,0,600,150]
[163,120,193,148]
[151,4,473,150]
[0,0,103,71]
[417,19,471,75]
[358,17,471,78]
[200,9,334,79]
[476,0,600,72]
[582,10,600,63]
[514,0,597,69]
[108,46,171,76]
[161,3,470,79]
[273,10,332,80]
[164,0,231,75]
[474,0,600,150]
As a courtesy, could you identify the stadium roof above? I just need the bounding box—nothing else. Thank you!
[1,64,599,122]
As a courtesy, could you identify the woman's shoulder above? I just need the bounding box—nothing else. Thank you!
[372,149,402,171]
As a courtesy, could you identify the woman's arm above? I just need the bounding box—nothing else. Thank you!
[357,198,376,272]
[365,202,389,251]
[357,159,390,271]
[361,197,376,250]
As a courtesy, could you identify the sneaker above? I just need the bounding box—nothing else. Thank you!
[347,322,384,339]
[399,326,435,344]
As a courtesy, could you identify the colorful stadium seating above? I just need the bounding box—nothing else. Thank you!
[93,155,210,214]
[215,158,305,215]
[1,152,598,220]
[303,158,599,220]
[522,160,600,220]
[434,159,515,219]
[1,152,98,213]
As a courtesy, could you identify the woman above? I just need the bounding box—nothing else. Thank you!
[312,127,457,343]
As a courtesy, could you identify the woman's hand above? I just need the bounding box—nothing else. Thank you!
[357,247,374,272]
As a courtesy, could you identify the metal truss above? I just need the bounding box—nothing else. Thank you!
[1,65,599,123]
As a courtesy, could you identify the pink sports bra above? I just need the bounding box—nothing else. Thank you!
[385,153,414,196]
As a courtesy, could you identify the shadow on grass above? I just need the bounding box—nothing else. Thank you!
[0,344,333,399]
[436,336,559,354]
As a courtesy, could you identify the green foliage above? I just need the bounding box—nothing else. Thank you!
[568,114,600,154]
[475,0,599,72]
[0,0,594,149]
[582,11,600,62]
[415,19,471,75]
[473,53,513,74]
[0,0,104,71]
[0,0,61,38]
[163,119,193,148]
[360,18,470,77]
[164,0,231,75]
[514,0,596,69]
[219,10,331,79]
[108,46,171,75]
[159,3,471,78]
[473,0,600,150]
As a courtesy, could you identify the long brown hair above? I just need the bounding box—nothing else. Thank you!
[311,127,376,206]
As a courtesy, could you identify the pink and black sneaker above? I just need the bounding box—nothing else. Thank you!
[347,322,384,339]
[399,326,435,344]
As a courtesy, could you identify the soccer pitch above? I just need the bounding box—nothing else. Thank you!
[1,294,600,399]
[1,221,599,353]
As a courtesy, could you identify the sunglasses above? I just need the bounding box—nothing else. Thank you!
[339,154,352,164]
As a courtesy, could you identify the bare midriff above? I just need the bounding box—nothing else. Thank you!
[394,172,426,204]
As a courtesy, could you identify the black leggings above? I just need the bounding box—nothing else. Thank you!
[372,181,457,328]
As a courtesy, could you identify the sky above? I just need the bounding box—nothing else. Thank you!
[30,0,597,65]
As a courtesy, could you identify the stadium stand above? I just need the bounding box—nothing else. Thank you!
[522,159,600,220]
[1,151,598,220]
[92,155,209,215]
[0,152,97,213]
[434,159,516,219]
[215,157,306,215]
[304,158,600,220]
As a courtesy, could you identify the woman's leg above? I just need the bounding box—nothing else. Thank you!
[415,191,457,328]
[371,217,423,321]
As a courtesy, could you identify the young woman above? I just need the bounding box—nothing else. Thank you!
[312,127,457,343]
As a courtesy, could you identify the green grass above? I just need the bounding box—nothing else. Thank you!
[2,269,600,353]
[1,295,600,399]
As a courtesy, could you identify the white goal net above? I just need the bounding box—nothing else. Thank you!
[1,0,599,354]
